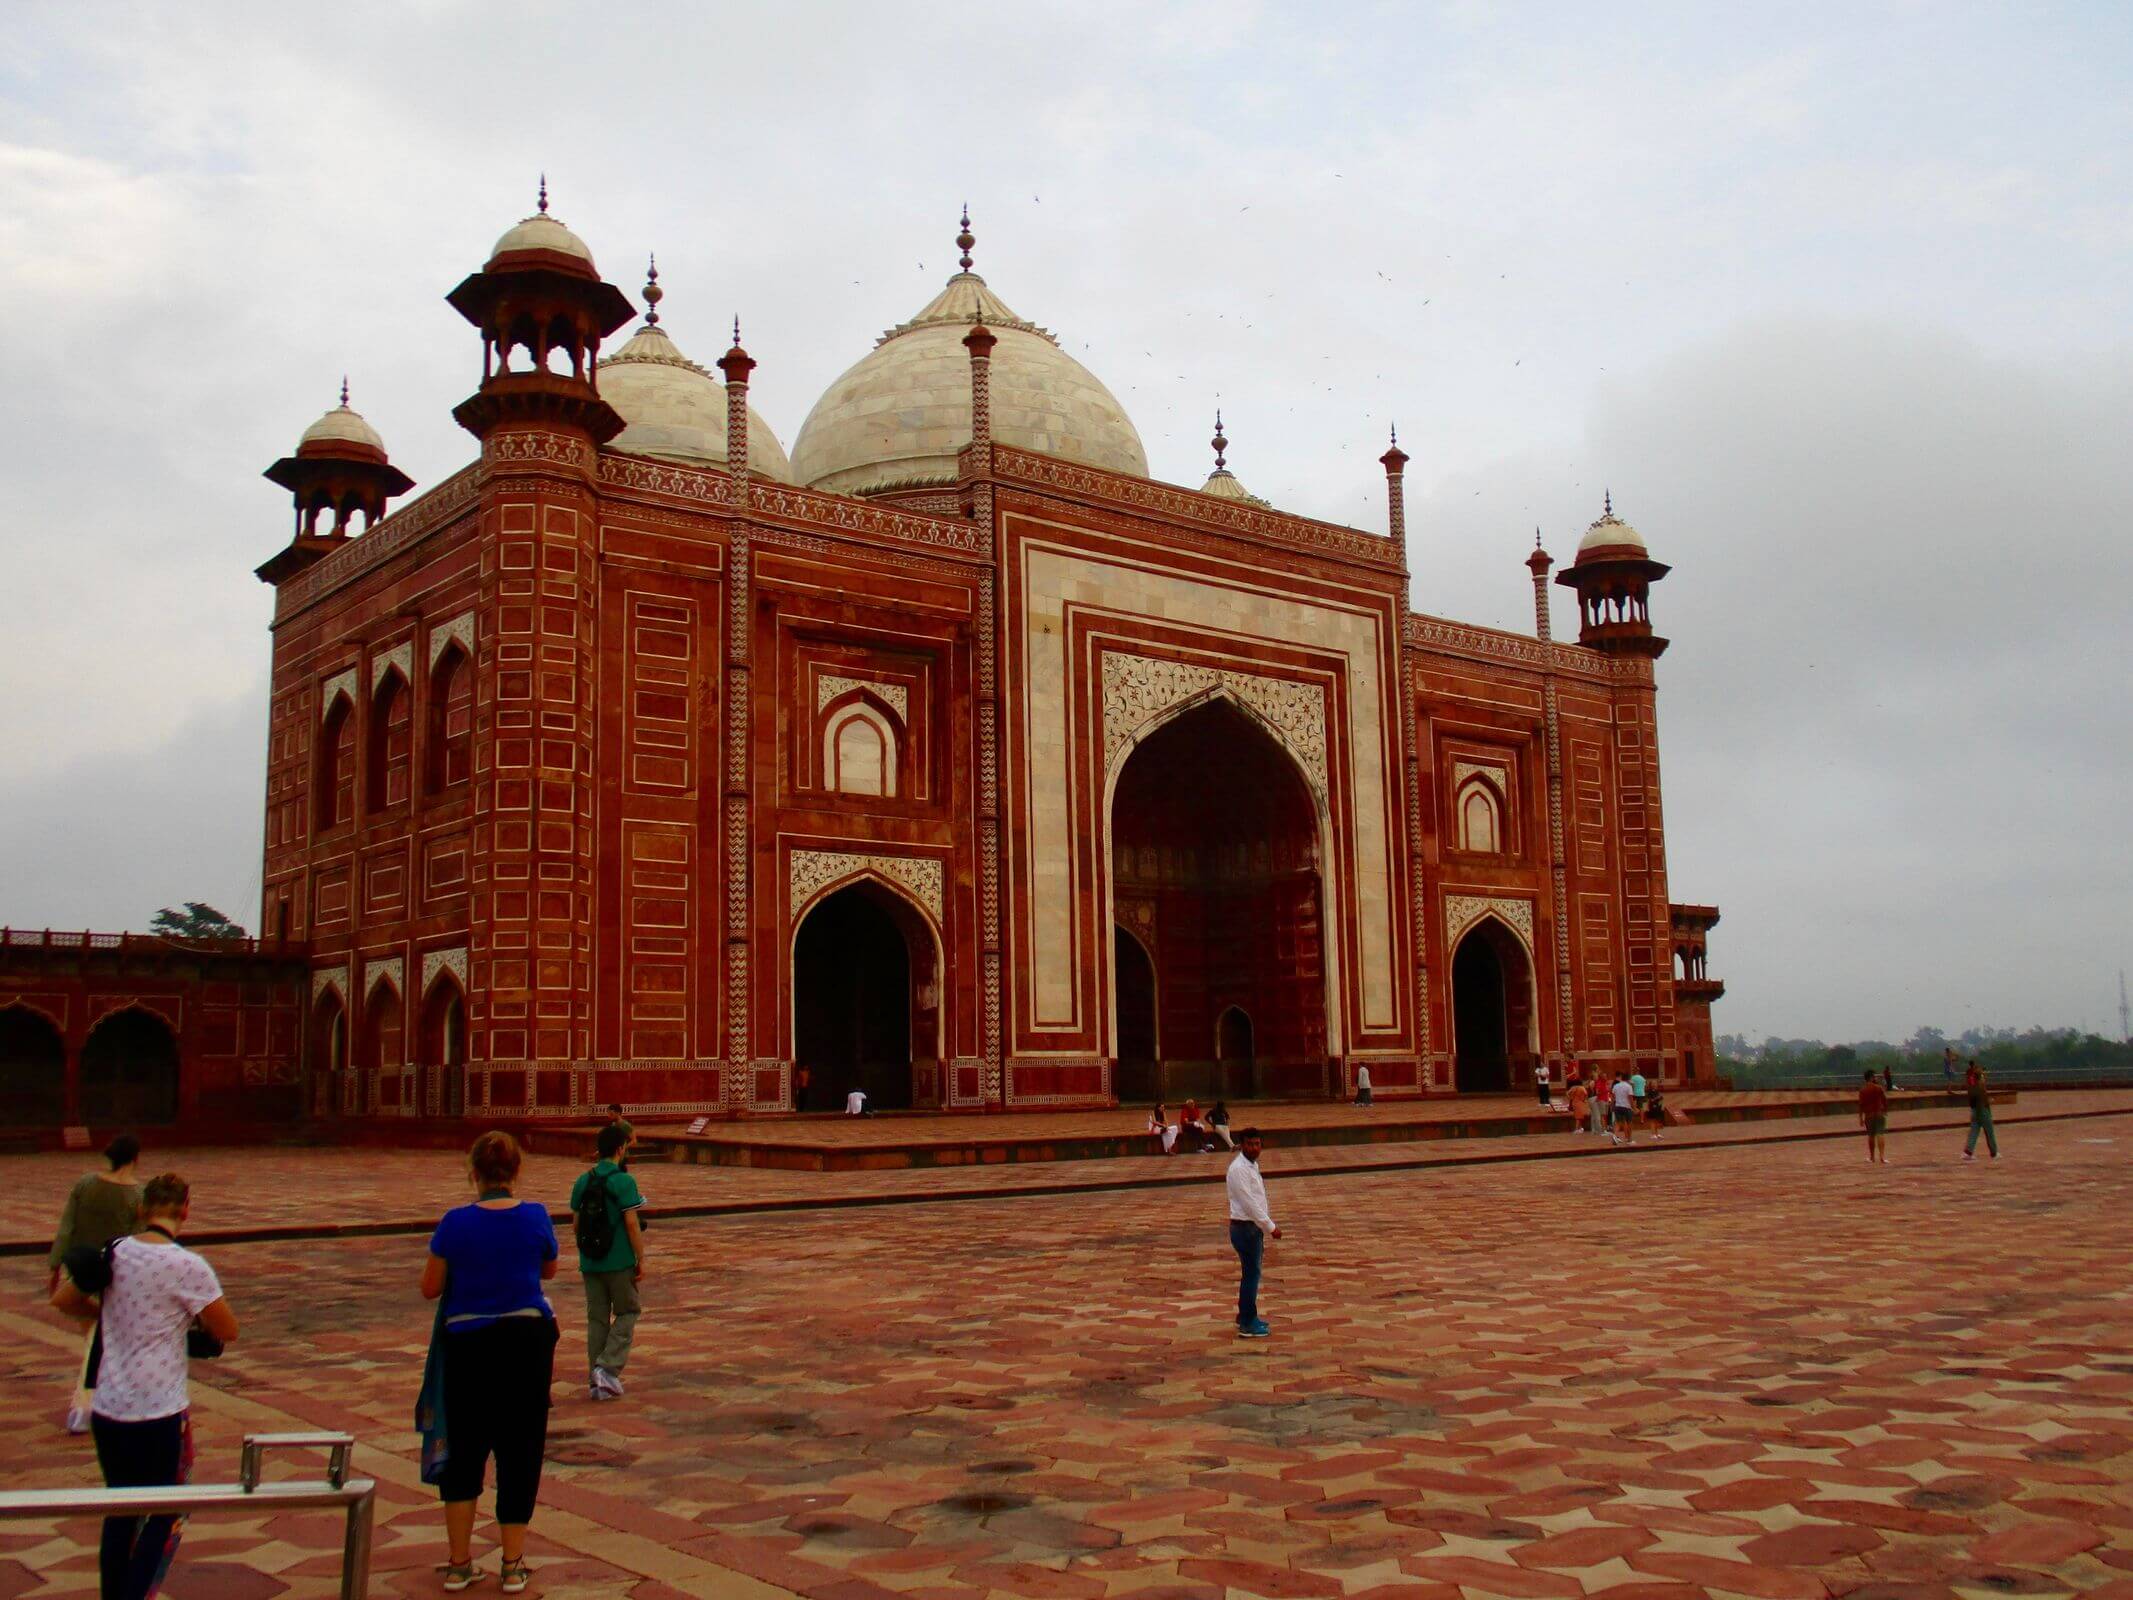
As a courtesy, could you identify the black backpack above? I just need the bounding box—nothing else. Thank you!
[574,1168,617,1259]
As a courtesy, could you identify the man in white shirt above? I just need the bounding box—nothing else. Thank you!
[1352,1064,1372,1108]
[845,1089,867,1116]
[1611,1075,1635,1145]
[1225,1129,1279,1338]
[1535,1060,1553,1108]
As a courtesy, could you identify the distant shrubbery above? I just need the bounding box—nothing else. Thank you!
[1715,1026,2133,1088]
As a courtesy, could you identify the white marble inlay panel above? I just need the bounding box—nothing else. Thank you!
[789,849,943,924]
[816,673,909,721]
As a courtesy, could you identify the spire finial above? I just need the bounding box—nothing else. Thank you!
[956,204,975,272]
[1390,422,1399,447]
[537,173,548,214]
[339,375,350,409]
[1535,526,1544,549]
[642,254,662,325]
[1604,487,1613,517]
[732,315,742,346]
[1211,409,1228,471]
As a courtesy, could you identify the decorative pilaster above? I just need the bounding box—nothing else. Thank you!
[965,321,1004,1104]
[1529,535,1575,1067]
[719,320,755,506]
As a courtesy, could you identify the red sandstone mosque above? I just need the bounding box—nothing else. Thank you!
[0,189,1723,1131]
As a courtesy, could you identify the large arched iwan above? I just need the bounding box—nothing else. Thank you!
[790,877,941,1111]
[0,1004,67,1127]
[1450,917,1537,1094]
[1107,697,1328,1101]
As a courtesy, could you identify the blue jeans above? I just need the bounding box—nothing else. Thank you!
[1966,1102,1998,1156]
[1230,1220,1264,1326]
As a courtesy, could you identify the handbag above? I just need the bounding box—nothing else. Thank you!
[416,1287,450,1485]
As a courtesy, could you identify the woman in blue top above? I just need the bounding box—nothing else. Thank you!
[420,1132,558,1594]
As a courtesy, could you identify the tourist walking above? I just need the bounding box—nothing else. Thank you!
[1353,1063,1373,1107]
[1226,1128,1278,1338]
[603,1104,633,1168]
[1859,1068,1889,1164]
[571,1124,646,1401]
[1589,1070,1611,1137]
[420,1133,560,1594]
[1644,1082,1669,1139]
[1206,1100,1235,1149]
[1610,1074,1635,1145]
[1534,1060,1552,1109]
[51,1171,239,1600]
[1629,1067,1648,1126]
[1566,1073,1589,1133]
[47,1133,144,1434]
[1962,1060,1999,1161]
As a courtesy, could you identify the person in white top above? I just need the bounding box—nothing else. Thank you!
[52,1172,239,1600]
[845,1089,867,1116]
[1535,1060,1553,1109]
[1225,1130,1279,1337]
[1610,1075,1635,1146]
[1352,1064,1373,1108]
[1147,1104,1179,1154]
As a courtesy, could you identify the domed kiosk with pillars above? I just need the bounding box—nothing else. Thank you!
[229,188,1723,1127]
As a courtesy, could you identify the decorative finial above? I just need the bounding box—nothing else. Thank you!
[1390,422,1399,447]
[339,375,350,409]
[1604,488,1613,517]
[643,255,662,324]
[956,204,975,273]
[1535,526,1544,549]
[537,173,548,214]
[732,315,742,346]
[1211,409,1228,471]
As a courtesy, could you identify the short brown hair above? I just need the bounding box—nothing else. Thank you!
[468,1131,522,1189]
[141,1172,190,1216]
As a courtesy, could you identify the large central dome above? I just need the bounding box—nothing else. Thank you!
[790,216,1147,496]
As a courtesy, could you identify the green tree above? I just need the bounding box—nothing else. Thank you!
[149,902,248,940]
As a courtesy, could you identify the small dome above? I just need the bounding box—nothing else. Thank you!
[1198,413,1267,506]
[1578,495,1648,555]
[791,218,1145,495]
[299,398,385,455]
[598,322,793,482]
[489,211,595,270]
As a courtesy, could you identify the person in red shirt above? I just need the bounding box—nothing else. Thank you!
[1858,1069,1890,1165]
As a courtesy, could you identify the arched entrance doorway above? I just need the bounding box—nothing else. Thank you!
[1451,919,1536,1093]
[418,979,468,1118]
[1112,926,1158,1103]
[792,880,939,1111]
[365,982,404,1112]
[81,1008,180,1126]
[312,990,350,1118]
[1110,697,1328,1100]
[0,1005,67,1127]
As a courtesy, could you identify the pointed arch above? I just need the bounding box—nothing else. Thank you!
[417,967,468,1118]
[311,987,350,1117]
[427,643,473,794]
[1454,772,1506,855]
[80,1005,180,1126]
[0,1001,67,1126]
[819,687,906,799]
[363,973,403,1113]
[316,691,356,832]
[368,666,413,812]
[789,871,945,1111]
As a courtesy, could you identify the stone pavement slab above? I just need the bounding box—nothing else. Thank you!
[4,1113,2132,1599]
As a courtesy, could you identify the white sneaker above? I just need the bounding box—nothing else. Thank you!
[63,1406,90,1436]
[593,1366,625,1397]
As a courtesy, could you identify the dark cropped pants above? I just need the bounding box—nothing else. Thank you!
[436,1317,556,1524]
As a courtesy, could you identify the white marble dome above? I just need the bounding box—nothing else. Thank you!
[488,210,596,271]
[299,400,385,454]
[1578,499,1648,554]
[791,260,1146,496]
[598,322,794,482]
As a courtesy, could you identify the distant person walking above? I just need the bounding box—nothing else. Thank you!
[571,1124,646,1402]
[1962,1060,1999,1161]
[1566,1073,1590,1133]
[1226,1128,1278,1338]
[1535,1060,1552,1109]
[1859,1069,1890,1164]
[1610,1075,1635,1146]
[604,1104,634,1169]
[1943,1046,1959,1085]
[421,1133,559,1594]
[1589,1071,1611,1138]
[1353,1064,1373,1108]
[47,1133,143,1434]
[51,1171,239,1600]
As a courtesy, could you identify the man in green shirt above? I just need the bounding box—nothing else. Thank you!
[570,1124,646,1400]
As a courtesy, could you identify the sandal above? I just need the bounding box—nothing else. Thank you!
[438,1562,487,1592]
[500,1559,531,1594]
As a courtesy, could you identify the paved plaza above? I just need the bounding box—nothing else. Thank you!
[4,1109,2132,1599]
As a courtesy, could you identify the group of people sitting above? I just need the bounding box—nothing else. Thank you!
[1147,1099,1235,1154]
[1559,1063,1670,1145]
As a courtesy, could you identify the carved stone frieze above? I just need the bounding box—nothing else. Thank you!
[596,454,987,561]
[816,673,909,721]
[992,446,1403,572]
[1445,894,1535,953]
[789,849,944,925]
[1452,761,1506,793]
[1406,615,1651,684]
[484,431,589,469]
[1101,652,1329,799]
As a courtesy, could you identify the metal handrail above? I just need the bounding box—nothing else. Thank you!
[0,1433,375,1600]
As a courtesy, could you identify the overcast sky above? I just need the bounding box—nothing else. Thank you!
[2,3,2127,1042]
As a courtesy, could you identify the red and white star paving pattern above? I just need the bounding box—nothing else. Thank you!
[3,1110,2129,1599]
